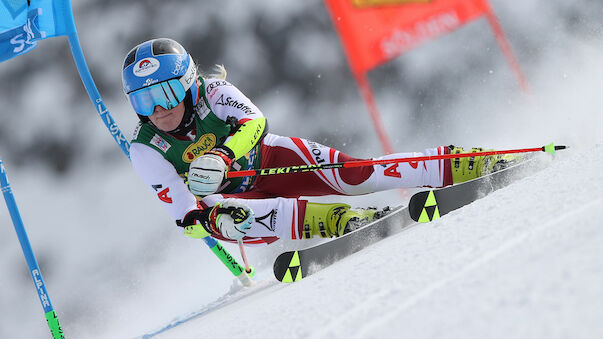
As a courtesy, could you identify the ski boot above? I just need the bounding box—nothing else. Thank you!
[301,203,388,239]
[449,145,524,184]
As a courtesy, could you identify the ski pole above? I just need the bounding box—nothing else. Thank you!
[226,143,568,178]
[238,240,253,274]
[0,160,65,339]
[204,237,253,287]
[187,226,254,286]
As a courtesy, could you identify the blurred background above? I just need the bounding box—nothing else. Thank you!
[0,0,601,338]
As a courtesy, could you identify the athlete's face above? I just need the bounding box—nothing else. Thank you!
[148,101,185,132]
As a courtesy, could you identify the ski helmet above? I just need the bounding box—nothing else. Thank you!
[122,38,199,118]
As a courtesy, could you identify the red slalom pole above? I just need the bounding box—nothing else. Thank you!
[226,143,567,179]
[483,5,530,94]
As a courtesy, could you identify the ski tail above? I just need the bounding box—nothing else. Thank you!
[274,251,303,282]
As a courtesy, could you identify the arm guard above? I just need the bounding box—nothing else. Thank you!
[223,117,267,159]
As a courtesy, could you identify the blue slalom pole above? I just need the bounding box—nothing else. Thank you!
[0,159,64,339]
[55,0,130,158]
[59,0,250,280]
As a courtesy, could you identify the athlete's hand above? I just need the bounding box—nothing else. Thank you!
[213,200,254,240]
[188,147,234,196]
[181,200,254,241]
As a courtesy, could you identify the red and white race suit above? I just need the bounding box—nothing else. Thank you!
[131,79,452,244]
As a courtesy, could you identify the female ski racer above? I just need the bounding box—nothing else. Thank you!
[123,38,513,245]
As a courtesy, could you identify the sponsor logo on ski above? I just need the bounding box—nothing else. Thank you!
[133,57,160,77]
[151,134,171,153]
[182,134,217,162]
[215,94,255,115]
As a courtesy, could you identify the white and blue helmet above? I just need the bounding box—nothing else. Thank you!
[122,38,199,118]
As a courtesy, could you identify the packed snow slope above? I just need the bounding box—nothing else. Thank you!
[141,146,603,339]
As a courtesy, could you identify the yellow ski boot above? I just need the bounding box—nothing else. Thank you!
[449,146,524,184]
[301,203,382,239]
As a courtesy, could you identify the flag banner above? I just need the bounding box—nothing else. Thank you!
[0,0,75,62]
[325,0,490,74]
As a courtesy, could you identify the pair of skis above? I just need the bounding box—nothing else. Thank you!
[272,156,547,282]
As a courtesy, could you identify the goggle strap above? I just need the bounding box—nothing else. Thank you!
[179,55,197,90]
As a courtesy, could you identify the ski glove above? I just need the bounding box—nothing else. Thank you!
[182,200,254,241]
[188,146,235,196]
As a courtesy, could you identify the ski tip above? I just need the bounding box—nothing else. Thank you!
[542,143,569,155]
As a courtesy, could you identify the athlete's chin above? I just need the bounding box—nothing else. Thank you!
[157,121,180,131]
[152,115,180,131]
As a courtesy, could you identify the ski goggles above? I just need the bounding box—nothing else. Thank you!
[128,79,186,116]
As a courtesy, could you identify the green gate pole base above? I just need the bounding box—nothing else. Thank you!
[45,311,64,339]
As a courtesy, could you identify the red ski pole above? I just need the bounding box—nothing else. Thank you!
[226,143,567,179]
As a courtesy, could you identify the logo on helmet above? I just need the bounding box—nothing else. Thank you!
[133,57,160,77]
[143,78,159,87]
[172,55,187,75]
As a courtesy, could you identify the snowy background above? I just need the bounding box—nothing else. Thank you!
[0,0,601,338]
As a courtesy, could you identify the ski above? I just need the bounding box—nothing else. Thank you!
[273,206,414,282]
[408,159,542,223]
[273,158,548,283]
